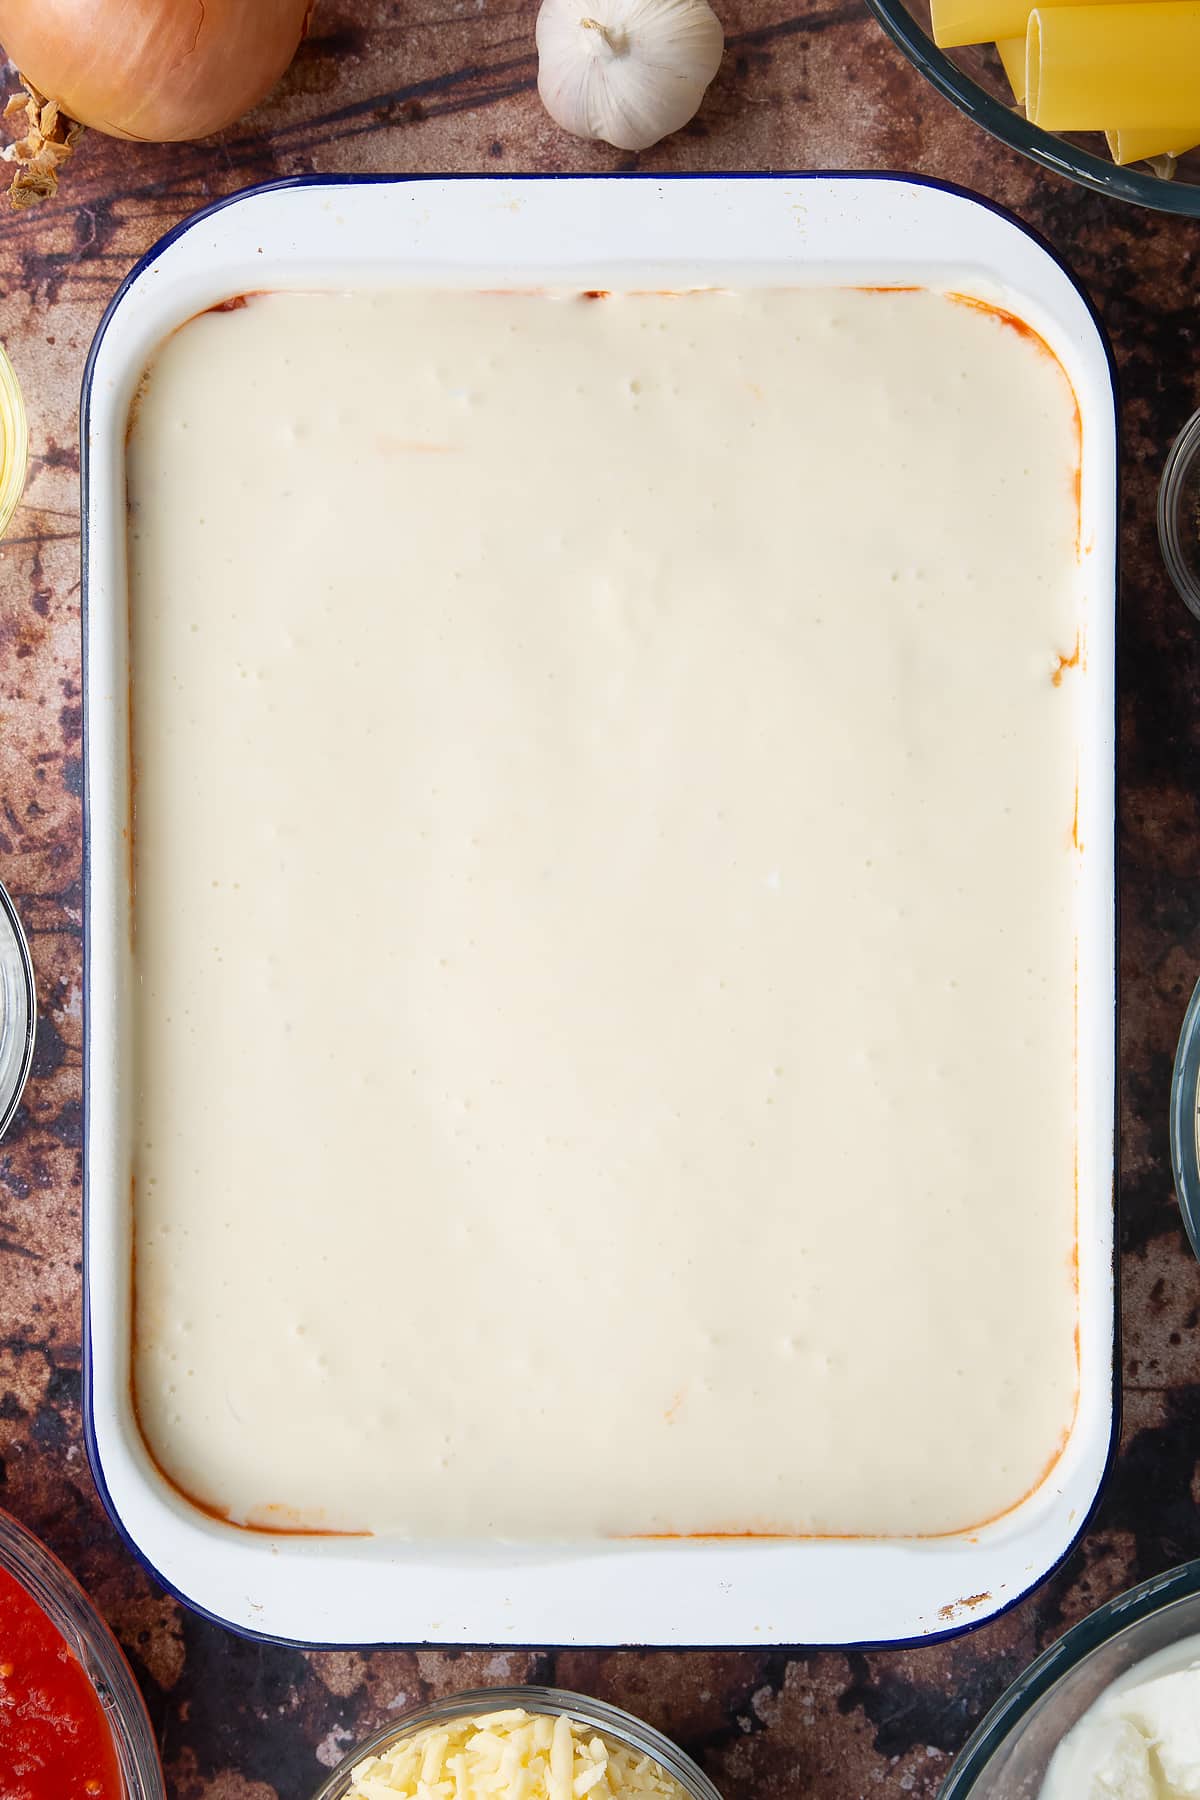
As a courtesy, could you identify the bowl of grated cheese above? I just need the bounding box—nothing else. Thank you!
[310,1689,724,1800]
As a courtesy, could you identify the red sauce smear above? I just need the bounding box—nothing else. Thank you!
[202,291,267,315]
[0,1566,122,1800]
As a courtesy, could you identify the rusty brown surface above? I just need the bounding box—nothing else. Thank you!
[0,4,1198,1798]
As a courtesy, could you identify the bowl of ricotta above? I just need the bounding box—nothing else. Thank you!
[941,1560,1200,1800]
[310,1688,722,1800]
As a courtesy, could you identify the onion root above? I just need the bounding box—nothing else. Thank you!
[2,77,84,209]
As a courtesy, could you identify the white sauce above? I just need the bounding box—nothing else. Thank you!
[1041,1634,1200,1800]
[127,286,1083,1538]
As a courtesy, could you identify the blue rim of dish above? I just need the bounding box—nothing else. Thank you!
[863,0,1200,217]
[938,1557,1200,1797]
[80,170,1121,1652]
[1169,975,1200,1260]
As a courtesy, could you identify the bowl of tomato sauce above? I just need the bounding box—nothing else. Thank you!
[0,1507,163,1798]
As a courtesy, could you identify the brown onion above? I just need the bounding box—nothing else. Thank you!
[0,0,314,142]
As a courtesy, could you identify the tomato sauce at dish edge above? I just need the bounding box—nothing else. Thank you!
[0,1566,122,1800]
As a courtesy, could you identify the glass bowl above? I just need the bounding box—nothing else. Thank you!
[311,1686,723,1800]
[863,0,1200,215]
[1158,409,1200,623]
[940,1560,1200,1800]
[0,876,36,1140]
[0,340,27,536]
[1169,970,1200,1260]
[0,1506,164,1799]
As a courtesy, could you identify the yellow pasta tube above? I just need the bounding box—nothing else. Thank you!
[1105,124,1200,158]
[1028,2,1200,127]
[931,0,1151,51]
[996,35,1028,99]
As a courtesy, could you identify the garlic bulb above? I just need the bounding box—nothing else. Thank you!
[536,0,724,151]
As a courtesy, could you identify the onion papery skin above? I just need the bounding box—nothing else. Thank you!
[0,0,315,141]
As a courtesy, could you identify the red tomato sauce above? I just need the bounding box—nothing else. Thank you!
[0,1566,122,1800]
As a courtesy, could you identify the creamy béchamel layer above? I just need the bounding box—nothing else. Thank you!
[127,286,1083,1538]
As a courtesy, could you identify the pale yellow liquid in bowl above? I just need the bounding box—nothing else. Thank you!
[0,344,27,539]
[127,287,1083,1539]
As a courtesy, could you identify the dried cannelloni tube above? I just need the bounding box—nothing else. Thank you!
[996,35,1029,99]
[1027,0,1200,126]
[931,0,1147,51]
[1104,123,1200,158]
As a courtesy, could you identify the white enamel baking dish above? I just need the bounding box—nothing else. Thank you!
[82,174,1117,1648]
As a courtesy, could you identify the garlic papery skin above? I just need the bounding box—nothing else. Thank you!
[535,0,724,151]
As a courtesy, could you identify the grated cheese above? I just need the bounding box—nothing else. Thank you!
[344,1709,697,1800]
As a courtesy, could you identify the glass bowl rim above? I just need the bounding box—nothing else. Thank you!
[0,1505,165,1800]
[1169,968,1200,1259]
[863,0,1200,217]
[0,875,37,1140]
[939,1558,1200,1797]
[309,1684,724,1800]
[1157,408,1200,624]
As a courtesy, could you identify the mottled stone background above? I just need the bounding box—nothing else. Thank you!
[0,3,1198,1797]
